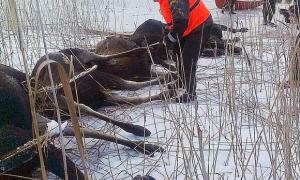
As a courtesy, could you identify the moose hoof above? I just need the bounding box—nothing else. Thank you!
[239,27,249,33]
[226,45,242,55]
[133,175,156,180]
[234,47,242,55]
[129,124,151,137]
[132,141,165,156]
[233,37,241,42]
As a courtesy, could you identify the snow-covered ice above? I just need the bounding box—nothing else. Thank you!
[1,0,300,179]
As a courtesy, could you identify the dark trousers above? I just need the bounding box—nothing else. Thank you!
[223,0,236,12]
[263,0,276,23]
[176,16,213,98]
[293,0,300,17]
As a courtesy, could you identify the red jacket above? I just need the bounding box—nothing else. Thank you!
[159,0,211,37]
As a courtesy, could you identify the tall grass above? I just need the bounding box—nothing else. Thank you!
[1,0,300,179]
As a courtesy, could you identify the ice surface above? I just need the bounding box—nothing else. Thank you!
[1,0,300,179]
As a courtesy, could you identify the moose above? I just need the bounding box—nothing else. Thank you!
[0,64,164,179]
[31,48,176,111]
[127,19,247,58]
[90,19,248,68]
[0,18,249,179]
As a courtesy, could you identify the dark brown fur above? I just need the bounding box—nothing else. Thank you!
[0,65,84,179]
[127,19,244,58]
[95,36,152,81]
[31,48,171,110]
[1,65,164,179]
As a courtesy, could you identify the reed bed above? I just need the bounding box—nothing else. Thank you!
[1,0,300,179]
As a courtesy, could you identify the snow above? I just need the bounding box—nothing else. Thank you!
[65,1,299,179]
[47,120,68,138]
[2,0,300,179]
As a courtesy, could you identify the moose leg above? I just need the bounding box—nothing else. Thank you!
[51,67,170,91]
[206,41,242,55]
[91,71,173,90]
[213,23,248,33]
[45,144,85,180]
[151,58,177,72]
[0,155,39,180]
[103,89,175,105]
[201,48,225,57]
[84,46,149,64]
[87,71,162,91]
[66,74,175,107]
[227,45,242,55]
[116,77,161,90]
[133,175,156,180]
[0,144,84,180]
[150,66,177,81]
[63,127,164,156]
[86,41,162,64]
[58,95,151,137]
[207,41,226,50]
[160,62,177,72]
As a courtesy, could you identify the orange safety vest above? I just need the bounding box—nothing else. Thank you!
[159,0,211,37]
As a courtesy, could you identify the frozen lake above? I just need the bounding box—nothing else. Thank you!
[1,0,300,179]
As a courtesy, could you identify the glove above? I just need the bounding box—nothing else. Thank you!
[163,32,177,57]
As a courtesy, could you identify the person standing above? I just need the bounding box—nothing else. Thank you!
[293,0,300,16]
[263,0,276,26]
[153,0,213,103]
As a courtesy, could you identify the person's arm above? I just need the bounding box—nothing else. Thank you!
[168,0,189,42]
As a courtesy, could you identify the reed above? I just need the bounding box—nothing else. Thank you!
[1,0,300,179]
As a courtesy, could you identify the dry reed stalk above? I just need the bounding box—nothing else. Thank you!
[33,60,90,179]
[1,1,300,179]
[34,0,69,179]
[7,0,47,179]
